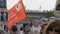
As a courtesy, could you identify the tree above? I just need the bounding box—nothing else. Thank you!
[45,11,53,18]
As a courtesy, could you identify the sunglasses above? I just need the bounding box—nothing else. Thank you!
[48,28,60,33]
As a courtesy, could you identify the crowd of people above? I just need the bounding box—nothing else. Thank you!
[9,18,60,34]
[0,18,60,34]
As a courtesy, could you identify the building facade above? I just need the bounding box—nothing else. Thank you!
[54,0,60,16]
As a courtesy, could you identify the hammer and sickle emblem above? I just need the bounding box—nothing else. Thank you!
[15,3,22,11]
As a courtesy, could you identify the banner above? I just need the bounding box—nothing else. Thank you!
[7,0,27,30]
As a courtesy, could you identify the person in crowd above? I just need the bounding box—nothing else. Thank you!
[40,23,47,34]
[3,12,6,21]
[0,25,4,34]
[18,23,24,34]
[4,25,8,32]
[46,19,60,34]
[11,25,18,34]
[1,12,4,21]
[23,22,30,34]
[38,18,43,25]
[20,27,24,34]
[30,21,41,34]
[30,21,33,27]
[16,23,24,34]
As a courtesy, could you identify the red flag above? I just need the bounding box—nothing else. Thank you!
[7,0,27,30]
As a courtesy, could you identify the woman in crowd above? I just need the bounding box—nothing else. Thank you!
[30,21,41,34]
[46,19,60,34]
[40,23,47,34]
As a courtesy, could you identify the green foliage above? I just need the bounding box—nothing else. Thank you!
[45,11,53,18]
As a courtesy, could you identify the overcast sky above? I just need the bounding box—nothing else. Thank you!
[22,0,57,11]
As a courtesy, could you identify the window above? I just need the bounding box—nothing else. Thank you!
[1,12,8,21]
[56,3,60,11]
[0,0,6,8]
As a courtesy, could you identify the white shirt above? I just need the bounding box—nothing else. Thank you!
[0,26,4,30]
[17,24,23,34]
[20,31,24,34]
[31,26,41,34]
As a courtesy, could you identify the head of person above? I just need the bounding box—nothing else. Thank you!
[25,22,29,27]
[34,21,38,27]
[40,23,47,34]
[11,25,17,34]
[46,19,60,34]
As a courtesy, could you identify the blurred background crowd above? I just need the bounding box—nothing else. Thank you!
[0,18,60,34]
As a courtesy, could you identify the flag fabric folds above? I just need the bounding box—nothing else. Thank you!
[7,0,27,30]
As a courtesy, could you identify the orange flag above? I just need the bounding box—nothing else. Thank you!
[7,0,27,30]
